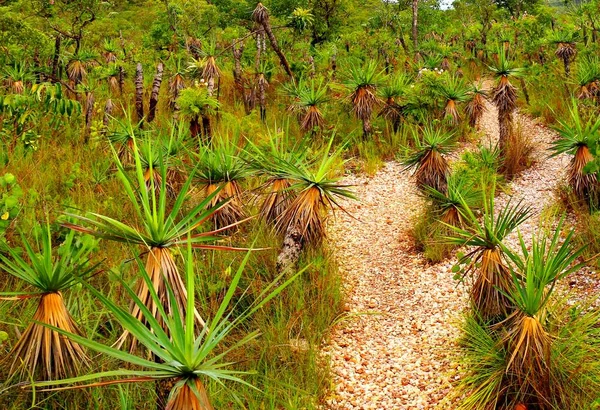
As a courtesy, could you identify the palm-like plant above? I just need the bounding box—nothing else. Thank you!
[31,244,301,409]
[102,38,119,63]
[498,219,585,407]
[284,78,329,132]
[403,125,456,193]
[378,74,411,133]
[2,61,35,94]
[64,139,243,351]
[66,50,97,86]
[464,81,488,128]
[247,131,310,225]
[575,56,600,100]
[550,99,600,202]
[194,137,250,230]
[488,47,524,153]
[0,225,97,380]
[550,30,577,77]
[176,86,220,139]
[345,61,383,139]
[445,187,530,322]
[423,173,479,227]
[436,74,468,125]
[168,58,186,111]
[265,138,355,271]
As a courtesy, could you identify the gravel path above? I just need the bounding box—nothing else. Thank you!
[322,98,588,409]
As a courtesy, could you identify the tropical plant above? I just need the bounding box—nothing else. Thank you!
[194,137,250,230]
[575,56,600,100]
[284,78,329,133]
[550,30,577,77]
[344,61,383,139]
[176,86,219,139]
[436,74,468,125]
[378,74,411,133]
[403,125,455,193]
[464,82,488,128]
[247,130,309,225]
[0,224,98,381]
[2,61,35,94]
[66,50,97,85]
[30,243,302,409]
[423,172,479,227]
[64,138,243,351]
[445,186,530,322]
[488,47,524,154]
[550,99,600,203]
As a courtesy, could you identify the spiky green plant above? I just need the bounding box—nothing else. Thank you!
[66,50,97,85]
[550,99,600,202]
[403,125,456,193]
[423,172,479,227]
[194,137,251,230]
[344,61,383,139]
[575,56,600,99]
[269,137,355,251]
[284,78,329,132]
[378,74,411,132]
[247,130,310,225]
[64,137,244,351]
[445,184,530,322]
[2,61,35,94]
[30,243,301,409]
[0,225,98,381]
[436,74,469,125]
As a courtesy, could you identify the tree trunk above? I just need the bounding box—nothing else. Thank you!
[118,66,125,96]
[190,117,200,138]
[498,109,512,154]
[362,117,372,140]
[232,41,251,115]
[276,227,303,274]
[135,63,144,125]
[258,76,267,122]
[201,115,212,143]
[563,58,571,78]
[261,23,294,79]
[207,76,215,97]
[51,36,61,81]
[147,62,164,123]
[412,0,419,51]
[84,92,95,143]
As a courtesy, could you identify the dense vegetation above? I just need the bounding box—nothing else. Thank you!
[1,0,600,408]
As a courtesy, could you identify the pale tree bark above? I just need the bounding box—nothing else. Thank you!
[276,227,303,274]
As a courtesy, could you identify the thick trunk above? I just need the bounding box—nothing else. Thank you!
[563,58,571,78]
[135,63,144,124]
[207,76,215,97]
[51,36,61,80]
[147,62,164,123]
[412,0,418,51]
[276,226,303,274]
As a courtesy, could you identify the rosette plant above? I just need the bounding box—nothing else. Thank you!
[31,243,301,409]
[0,225,98,381]
[64,137,244,350]
[550,99,600,203]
